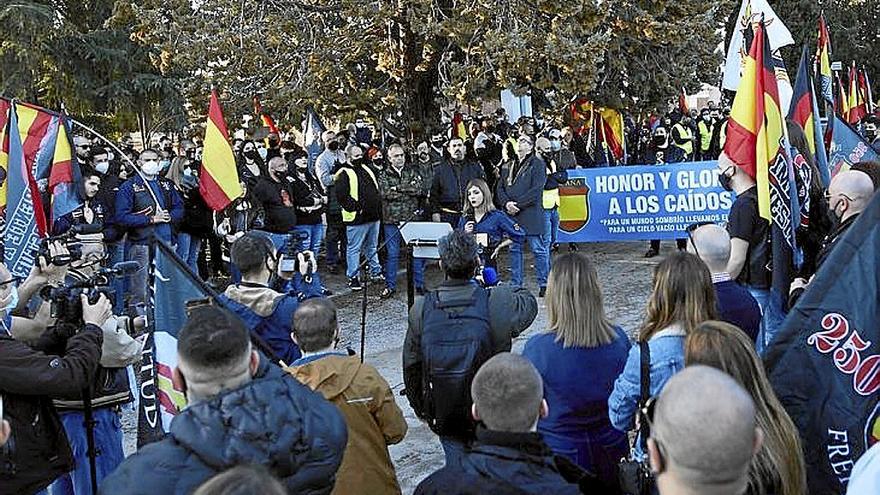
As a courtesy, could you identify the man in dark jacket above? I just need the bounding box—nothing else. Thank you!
[430,137,485,227]
[99,305,347,495]
[497,135,550,294]
[335,145,383,290]
[252,156,300,250]
[687,223,761,342]
[115,149,184,312]
[415,353,582,495]
[0,261,111,495]
[404,232,537,468]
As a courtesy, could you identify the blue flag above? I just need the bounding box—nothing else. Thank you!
[829,114,879,177]
[2,104,43,277]
[137,240,216,446]
[303,107,325,171]
[765,191,880,494]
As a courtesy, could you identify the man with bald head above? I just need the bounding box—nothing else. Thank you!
[252,155,299,250]
[687,223,761,342]
[648,365,763,495]
[790,169,875,303]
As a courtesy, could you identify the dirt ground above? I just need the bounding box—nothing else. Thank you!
[123,240,674,493]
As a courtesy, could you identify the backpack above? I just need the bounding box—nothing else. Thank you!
[419,286,493,438]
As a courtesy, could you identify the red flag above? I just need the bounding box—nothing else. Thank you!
[678,88,690,115]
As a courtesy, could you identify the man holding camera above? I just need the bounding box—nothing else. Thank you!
[220,232,323,365]
[0,258,113,494]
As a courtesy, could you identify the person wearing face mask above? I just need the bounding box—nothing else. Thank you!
[697,109,716,160]
[474,121,502,189]
[863,116,880,152]
[167,148,212,275]
[428,132,447,167]
[335,145,384,291]
[367,146,386,173]
[115,148,185,312]
[669,114,694,163]
[236,140,265,189]
[88,149,127,265]
[717,152,772,352]
[536,137,571,256]
[788,169,875,306]
[291,156,327,258]
[315,131,348,274]
[251,156,299,250]
[0,259,112,495]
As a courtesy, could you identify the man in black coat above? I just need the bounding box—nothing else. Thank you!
[430,137,485,227]
[415,353,584,495]
[99,305,347,495]
[0,262,111,495]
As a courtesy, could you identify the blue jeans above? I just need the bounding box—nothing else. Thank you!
[293,223,325,254]
[440,437,468,469]
[50,408,125,495]
[126,243,150,312]
[545,208,559,246]
[382,225,424,290]
[510,234,550,288]
[175,233,201,273]
[346,222,381,279]
[749,286,785,355]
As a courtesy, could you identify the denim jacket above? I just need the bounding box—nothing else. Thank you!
[608,326,687,433]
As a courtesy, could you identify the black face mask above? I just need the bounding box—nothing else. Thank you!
[350,157,364,166]
[719,170,734,192]
[268,139,279,148]
[328,141,340,151]
[826,200,844,229]
[245,150,259,160]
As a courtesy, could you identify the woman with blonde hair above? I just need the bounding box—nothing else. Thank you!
[458,178,524,271]
[685,320,807,495]
[608,252,718,443]
[522,253,630,487]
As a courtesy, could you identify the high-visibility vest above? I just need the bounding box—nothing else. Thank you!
[335,165,378,223]
[672,123,694,156]
[698,121,713,152]
[542,158,560,209]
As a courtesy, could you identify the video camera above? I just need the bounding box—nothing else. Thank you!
[40,262,139,326]
[34,224,104,266]
[279,231,316,281]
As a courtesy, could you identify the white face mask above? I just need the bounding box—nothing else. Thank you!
[0,285,19,313]
[95,161,110,174]
[141,159,161,176]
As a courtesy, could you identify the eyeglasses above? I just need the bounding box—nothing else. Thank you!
[0,276,22,288]
[823,190,855,203]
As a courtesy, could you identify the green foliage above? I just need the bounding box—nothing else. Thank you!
[775,0,880,94]
[130,0,728,133]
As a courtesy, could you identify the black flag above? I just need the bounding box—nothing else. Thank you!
[765,191,880,494]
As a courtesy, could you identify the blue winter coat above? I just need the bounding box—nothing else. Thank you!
[496,154,547,235]
[114,175,184,244]
[98,355,347,495]
[522,327,630,486]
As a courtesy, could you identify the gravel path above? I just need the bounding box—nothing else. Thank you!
[122,240,669,493]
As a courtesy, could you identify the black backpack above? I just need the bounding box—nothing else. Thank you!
[419,286,494,438]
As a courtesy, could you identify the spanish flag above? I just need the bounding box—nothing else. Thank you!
[724,19,797,313]
[846,62,867,124]
[724,19,784,221]
[836,73,850,119]
[200,89,243,211]
[0,98,10,215]
[253,95,279,135]
[452,111,468,140]
[597,108,625,162]
[816,14,833,105]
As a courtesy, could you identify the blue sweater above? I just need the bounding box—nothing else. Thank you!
[522,327,630,484]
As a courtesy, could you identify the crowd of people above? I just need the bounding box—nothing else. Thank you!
[1,101,880,495]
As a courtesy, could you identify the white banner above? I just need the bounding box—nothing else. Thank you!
[722,0,794,91]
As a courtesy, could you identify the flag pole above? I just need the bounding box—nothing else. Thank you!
[68,118,161,208]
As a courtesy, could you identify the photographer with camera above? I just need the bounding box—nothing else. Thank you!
[219,231,323,365]
[44,237,143,495]
[0,259,112,494]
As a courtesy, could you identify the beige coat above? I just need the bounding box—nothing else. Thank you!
[289,355,407,495]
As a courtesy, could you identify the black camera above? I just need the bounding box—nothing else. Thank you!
[279,231,310,273]
[39,262,136,325]
[34,224,103,266]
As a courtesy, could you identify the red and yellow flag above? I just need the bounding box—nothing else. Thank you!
[597,108,624,161]
[200,89,243,211]
[847,63,867,124]
[723,19,785,221]
[0,99,10,213]
[253,95,279,135]
[816,14,833,105]
[836,73,850,119]
[452,111,467,140]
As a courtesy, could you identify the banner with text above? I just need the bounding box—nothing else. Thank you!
[557,161,733,242]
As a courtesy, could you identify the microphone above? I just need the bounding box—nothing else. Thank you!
[479,266,498,287]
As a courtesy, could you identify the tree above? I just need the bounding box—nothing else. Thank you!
[130,0,727,136]
[774,0,880,100]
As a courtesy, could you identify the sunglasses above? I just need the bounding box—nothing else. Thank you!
[685,221,716,259]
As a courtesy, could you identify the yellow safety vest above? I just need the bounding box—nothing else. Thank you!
[698,121,713,152]
[672,123,694,156]
[335,165,378,223]
[542,158,560,209]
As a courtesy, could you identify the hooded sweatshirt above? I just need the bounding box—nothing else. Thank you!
[289,354,408,495]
